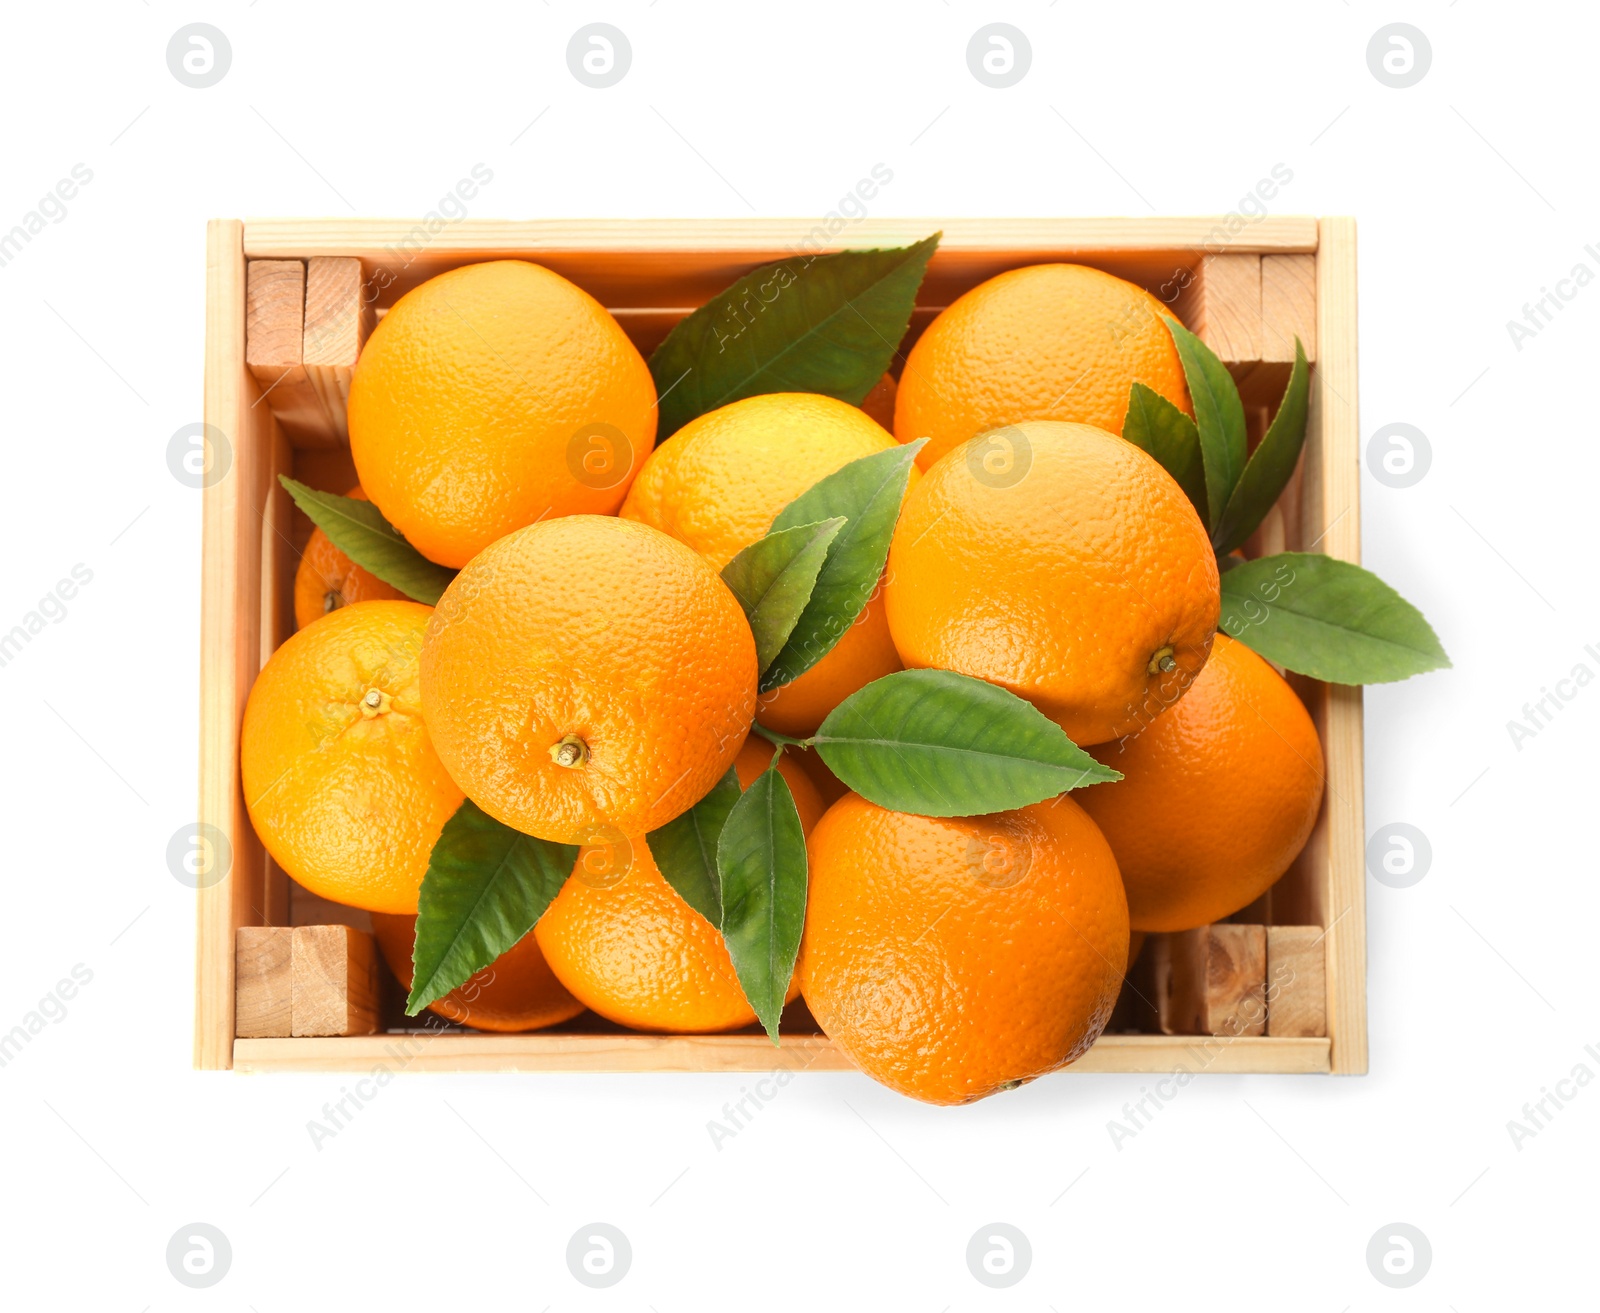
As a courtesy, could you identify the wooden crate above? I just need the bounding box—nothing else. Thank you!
[197,218,1363,1077]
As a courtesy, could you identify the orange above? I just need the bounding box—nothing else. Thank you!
[241,600,463,914]
[620,392,911,734]
[859,371,897,430]
[895,263,1191,470]
[349,259,657,568]
[370,912,584,1033]
[732,737,826,835]
[536,839,802,1036]
[885,420,1219,746]
[801,794,1128,1105]
[1076,633,1325,932]
[419,516,756,844]
[292,486,405,629]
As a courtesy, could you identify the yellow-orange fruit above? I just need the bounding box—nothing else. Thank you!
[885,420,1219,746]
[620,392,911,735]
[419,516,756,844]
[241,601,463,914]
[732,737,826,835]
[1077,634,1325,932]
[349,260,656,568]
[894,262,1191,469]
[802,794,1127,1105]
[370,913,584,1033]
[292,486,405,629]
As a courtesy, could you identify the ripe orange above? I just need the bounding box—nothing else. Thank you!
[292,486,405,629]
[886,420,1219,746]
[370,913,584,1033]
[349,260,657,568]
[859,371,897,430]
[536,841,802,1036]
[894,262,1192,470]
[419,515,756,844]
[732,737,826,835]
[1076,633,1325,932]
[801,794,1128,1105]
[241,600,463,914]
[620,391,911,734]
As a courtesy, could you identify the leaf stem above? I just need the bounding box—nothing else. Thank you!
[749,723,813,750]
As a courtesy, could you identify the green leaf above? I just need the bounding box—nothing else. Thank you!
[1212,338,1310,555]
[813,669,1120,817]
[1163,317,1247,533]
[646,766,741,927]
[716,755,808,1043]
[406,799,577,1015]
[649,234,939,439]
[279,476,456,605]
[1220,552,1451,684]
[762,441,925,692]
[721,518,845,673]
[1121,382,1207,523]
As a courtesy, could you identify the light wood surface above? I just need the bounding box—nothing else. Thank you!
[1308,218,1365,1073]
[291,925,380,1037]
[242,217,1319,310]
[1261,253,1318,362]
[234,927,292,1038]
[1175,253,1262,362]
[301,256,374,443]
[1155,925,1268,1037]
[1266,926,1328,1038]
[245,259,335,444]
[233,1031,1330,1075]
[195,221,282,1069]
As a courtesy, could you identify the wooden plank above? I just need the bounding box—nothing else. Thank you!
[1261,253,1318,362]
[1266,926,1328,1038]
[195,220,282,1070]
[1174,253,1261,362]
[1155,925,1268,1037]
[235,927,293,1038]
[242,217,1320,311]
[301,257,374,443]
[1307,218,1365,1074]
[244,259,339,446]
[291,925,380,1037]
[233,1032,1331,1075]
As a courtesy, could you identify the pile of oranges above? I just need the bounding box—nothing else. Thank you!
[242,255,1326,1106]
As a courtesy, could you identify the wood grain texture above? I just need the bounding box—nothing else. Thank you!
[243,217,1319,311]
[235,927,292,1038]
[301,257,374,442]
[1266,926,1328,1038]
[233,1032,1331,1075]
[1155,925,1268,1037]
[195,221,282,1070]
[1262,253,1318,362]
[1307,217,1365,1074]
[1174,253,1262,362]
[291,925,380,1037]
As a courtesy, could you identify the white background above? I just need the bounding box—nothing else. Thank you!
[0,1,1590,1307]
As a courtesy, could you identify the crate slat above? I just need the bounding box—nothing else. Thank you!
[233,1032,1331,1075]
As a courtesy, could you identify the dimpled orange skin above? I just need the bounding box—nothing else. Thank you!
[241,601,464,914]
[1077,634,1325,932]
[370,913,584,1033]
[419,516,757,845]
[621,392,912,734]
[292,487,406,629]
[801,795,1128,1106]
[732,738,827,835]
[894,262,1192,470]
[348,260,657,568]
[885,421,1220,747]
[535,834,802,1035]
